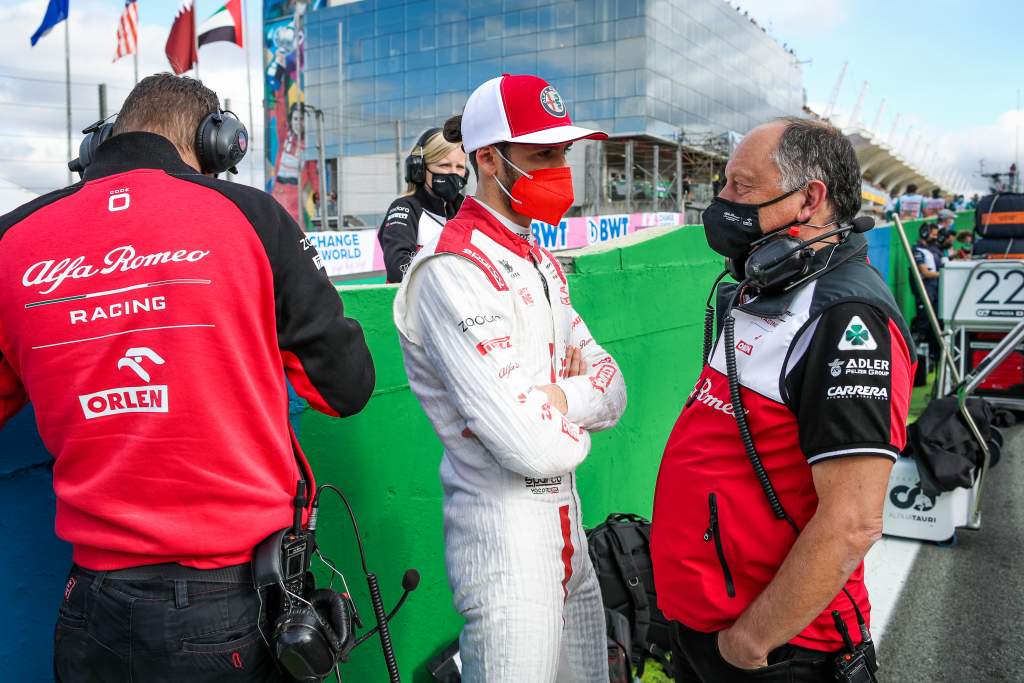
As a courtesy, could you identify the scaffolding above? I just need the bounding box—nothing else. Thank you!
[580,130,735,222]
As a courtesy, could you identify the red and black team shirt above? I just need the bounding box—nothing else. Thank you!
[652,234,915,652]
[0,132,374,570]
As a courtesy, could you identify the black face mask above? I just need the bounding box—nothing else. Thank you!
[429,172,467,203]
[702,187,804,259]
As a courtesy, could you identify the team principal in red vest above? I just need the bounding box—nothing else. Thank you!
[0,74,374,681]
[651,118,914,682]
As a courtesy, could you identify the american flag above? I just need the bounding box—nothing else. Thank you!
[113,0,138,63]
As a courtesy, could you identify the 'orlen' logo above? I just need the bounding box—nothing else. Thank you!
[78,346,168,419]
[475,336,512,356]
[79,385,169,419]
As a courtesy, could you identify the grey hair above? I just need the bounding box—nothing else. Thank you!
[769,116,862,224]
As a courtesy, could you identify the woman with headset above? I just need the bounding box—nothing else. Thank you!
[378,127,468,282]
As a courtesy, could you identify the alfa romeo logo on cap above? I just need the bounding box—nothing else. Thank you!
[539,86,567,118]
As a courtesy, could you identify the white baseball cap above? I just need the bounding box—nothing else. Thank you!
[460,73,607,153]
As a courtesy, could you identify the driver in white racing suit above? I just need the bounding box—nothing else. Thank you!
[393,74,626,682]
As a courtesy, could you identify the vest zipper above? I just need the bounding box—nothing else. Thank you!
[704,492,736,598]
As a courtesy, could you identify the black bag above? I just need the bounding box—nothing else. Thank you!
[587,513,674,678]
[606,609,632,683]
[976,192,1024,239]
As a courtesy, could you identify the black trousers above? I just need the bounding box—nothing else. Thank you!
[53,563,287,683]
[671,622,839,683]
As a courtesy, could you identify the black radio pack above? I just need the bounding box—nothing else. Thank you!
[253,480,420,683]
[830,609,878,683]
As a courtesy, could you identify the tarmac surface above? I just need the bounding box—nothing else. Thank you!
[878,425,1024,681]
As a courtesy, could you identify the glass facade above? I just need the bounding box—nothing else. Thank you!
[297,0,805,159]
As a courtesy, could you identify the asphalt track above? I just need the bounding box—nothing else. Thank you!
[877,425,1024,681]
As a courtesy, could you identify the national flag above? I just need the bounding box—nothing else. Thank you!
[165,0,197,75]
[197,0,244,49]
[30,0,69,46]
[113,0,138,63]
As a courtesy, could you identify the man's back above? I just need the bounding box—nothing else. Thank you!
[0,133,374,570]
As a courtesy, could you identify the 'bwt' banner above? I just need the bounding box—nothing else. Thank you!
[530,211,684,250]
[311,211,684,278]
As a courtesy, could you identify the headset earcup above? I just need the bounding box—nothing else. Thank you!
[309,589,349,654]
[273,607,337,679]
[404,154,424,185]
[195,112,217,173]
[78,122,115,171]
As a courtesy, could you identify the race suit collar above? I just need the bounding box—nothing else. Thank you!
[456,196,536,259]
[84,131,197,181]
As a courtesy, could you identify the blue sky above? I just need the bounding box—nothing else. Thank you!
[744,0,1023,133]
[1,0,1019,196]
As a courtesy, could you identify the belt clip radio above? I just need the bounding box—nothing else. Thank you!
[830,609,879,683]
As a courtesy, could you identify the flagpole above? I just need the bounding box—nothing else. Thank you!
[193,0,200,80]
[242,0,258,187]
[133,46,139,84]
[64,18,72,186]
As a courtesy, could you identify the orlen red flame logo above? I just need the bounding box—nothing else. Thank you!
[475,336,512,356]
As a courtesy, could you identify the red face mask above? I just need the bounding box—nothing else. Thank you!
[494,148,575,226]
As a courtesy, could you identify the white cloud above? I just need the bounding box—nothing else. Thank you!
[0,0,265,205]
[938,109,1024,195]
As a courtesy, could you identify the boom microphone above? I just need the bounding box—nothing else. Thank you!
[402,569,420,592]
[851,216,875,233]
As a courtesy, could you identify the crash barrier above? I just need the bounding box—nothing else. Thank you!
[0,212,973,680]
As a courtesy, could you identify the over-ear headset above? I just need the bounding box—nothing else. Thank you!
[253,526,355,681]
[404,126,470,187]
[68,109,248,177]
[727,216,875,293]
[404,127,441,185]
[919,223,935,240]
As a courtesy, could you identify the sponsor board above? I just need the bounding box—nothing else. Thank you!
[305,231,375,277]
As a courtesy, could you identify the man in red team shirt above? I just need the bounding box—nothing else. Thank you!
[651,118,914,682]
[0,74,374,681]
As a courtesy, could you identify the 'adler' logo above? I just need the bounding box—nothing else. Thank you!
[539,86,567,118]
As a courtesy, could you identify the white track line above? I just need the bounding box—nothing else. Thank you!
[863,536,922,646]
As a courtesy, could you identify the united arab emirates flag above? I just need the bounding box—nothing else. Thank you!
[197,0,243,48]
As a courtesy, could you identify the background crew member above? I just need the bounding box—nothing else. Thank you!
[0,74,374,682]
[393,74,625,682]
[912,223,942,363]
[652,117,914,682]
[378,127,467,282]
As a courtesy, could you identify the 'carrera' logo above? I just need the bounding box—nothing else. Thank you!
[22,245,211,295]
[475,336,512,356]
[827,385,888,399]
